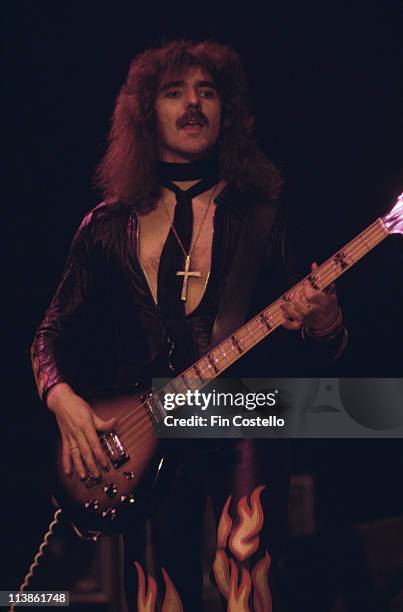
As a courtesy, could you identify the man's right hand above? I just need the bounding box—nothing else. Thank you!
[47,383,116,479]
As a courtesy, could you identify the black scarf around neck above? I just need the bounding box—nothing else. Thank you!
[157,155,220,183]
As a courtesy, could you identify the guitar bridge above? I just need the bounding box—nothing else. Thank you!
[99,430,129,469]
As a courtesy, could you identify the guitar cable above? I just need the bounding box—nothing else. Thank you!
[9,508,63,612]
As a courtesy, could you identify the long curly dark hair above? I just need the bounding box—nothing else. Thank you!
[95,40,283,211]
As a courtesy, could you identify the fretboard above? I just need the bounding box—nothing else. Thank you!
[159,217,389,402]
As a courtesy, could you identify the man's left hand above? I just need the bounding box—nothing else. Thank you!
[280,262,340,333]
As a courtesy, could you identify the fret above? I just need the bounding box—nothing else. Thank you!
[237,328,253,348]
[308,272,320,290]
[245,321,262,342]
[180,370,191,383]
[181,371,200,391]
[238,328,258,352]
[168,378,181,394]
[163,381,179,396]
[203,358,215,375]
[197,358,216,380]
[210,351,221,369]
[175,375,191,393]
[238,321,264,351]
[231,334,243,354]
[207,353,220,374]
[252,319,265,335]
[259,311,275,331]
[218,342,232,360]
[245,325,258,342]
[180,368,200,390]
[193,363,203,381]
[333,250,349,271]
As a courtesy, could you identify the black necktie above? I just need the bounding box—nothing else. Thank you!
[158,175,219,304]
[157,176,219,369]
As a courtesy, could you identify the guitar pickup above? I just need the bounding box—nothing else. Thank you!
[99,430,130,469]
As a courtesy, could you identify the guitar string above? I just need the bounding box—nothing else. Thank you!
[113,220,387,437]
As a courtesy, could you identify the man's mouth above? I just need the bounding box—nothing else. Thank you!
[183,121,203,127]
[178,113,207,130]
[181,121,205,133]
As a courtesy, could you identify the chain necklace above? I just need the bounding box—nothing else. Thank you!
[163,184,218,301]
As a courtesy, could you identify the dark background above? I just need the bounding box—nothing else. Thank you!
[3,1,403,609]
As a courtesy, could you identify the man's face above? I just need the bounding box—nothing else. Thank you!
[154,66,222,163]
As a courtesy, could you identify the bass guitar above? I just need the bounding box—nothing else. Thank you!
[53,194,403,538]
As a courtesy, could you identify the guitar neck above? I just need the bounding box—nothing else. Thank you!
[159,217,389,402]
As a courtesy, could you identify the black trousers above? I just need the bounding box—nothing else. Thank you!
[123,439,289,611]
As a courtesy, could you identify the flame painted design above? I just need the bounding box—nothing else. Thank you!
[135,484,270,611]
[229,485,266,562]
[217,495,233,548]
[252,551,272,612]
[161,567,184,612]
[212,548,231,599]
[134,562,183,612]
[213,485,272,611]
[214,494,233,598]
[135,561,157,612]
[228,559,252,611]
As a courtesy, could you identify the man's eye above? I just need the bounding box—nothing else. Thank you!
[200,90,215,98]
[166,91,180,98]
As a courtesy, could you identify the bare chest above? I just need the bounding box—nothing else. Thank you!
[137,198,216,315]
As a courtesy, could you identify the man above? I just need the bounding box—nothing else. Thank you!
[31,40,346,611]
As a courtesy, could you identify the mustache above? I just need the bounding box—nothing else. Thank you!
[177,110,208,128]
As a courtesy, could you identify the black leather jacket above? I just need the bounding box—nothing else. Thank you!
[31,184,345,401]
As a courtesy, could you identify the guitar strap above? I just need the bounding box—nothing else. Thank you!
[210,200,278,347]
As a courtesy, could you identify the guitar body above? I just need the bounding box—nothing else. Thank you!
[53,390,174,536]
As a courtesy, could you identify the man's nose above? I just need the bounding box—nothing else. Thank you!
[185,88,200,108]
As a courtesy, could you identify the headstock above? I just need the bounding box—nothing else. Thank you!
[383,193,403,235]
